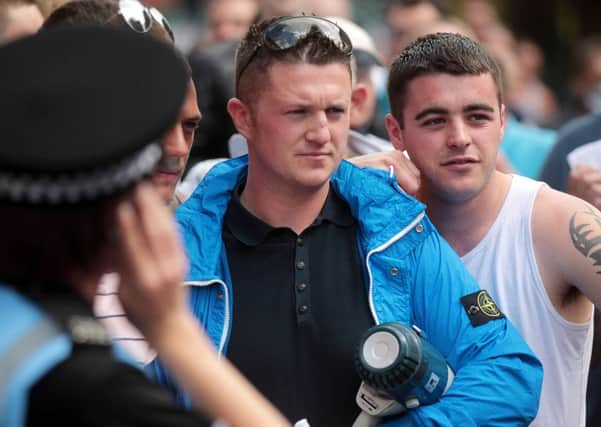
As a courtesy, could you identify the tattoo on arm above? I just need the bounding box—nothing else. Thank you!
[569,205,601,275]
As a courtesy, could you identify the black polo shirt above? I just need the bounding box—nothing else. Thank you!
[223,183,373,427]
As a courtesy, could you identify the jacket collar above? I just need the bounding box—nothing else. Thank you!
[176,155,426,281]
[224,179,355,246]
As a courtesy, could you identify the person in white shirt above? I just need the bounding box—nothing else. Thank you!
[385,32,601,427]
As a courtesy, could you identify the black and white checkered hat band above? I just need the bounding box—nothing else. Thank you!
[0,143,162,204]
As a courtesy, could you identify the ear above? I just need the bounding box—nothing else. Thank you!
[498,103,506,142]
[227,98,253,140]
[350,84,368,125]
[385,113,405,152]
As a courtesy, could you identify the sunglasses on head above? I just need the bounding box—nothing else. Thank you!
[117,0,174,42]
[236,16,353,85]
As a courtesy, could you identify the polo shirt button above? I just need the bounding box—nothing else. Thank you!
[216,292,224,300]
[298,305,308,314]
[296,260,305,270]
[297,237,304,246]
[390,267,399,276]
[415,223,424,233]
[297,283,307,292]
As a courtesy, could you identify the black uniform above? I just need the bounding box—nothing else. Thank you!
[24,283,210,426]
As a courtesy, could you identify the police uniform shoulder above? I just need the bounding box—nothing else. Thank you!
[66,315,112,346]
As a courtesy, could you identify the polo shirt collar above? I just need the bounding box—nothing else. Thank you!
[224,181,355,246]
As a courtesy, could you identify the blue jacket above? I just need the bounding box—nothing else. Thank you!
[151,156,542,426]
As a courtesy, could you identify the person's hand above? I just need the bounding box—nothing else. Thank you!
[112,182,188,342]
[349,151,421,196]
[568,164,601,209]
[111,183,291,427]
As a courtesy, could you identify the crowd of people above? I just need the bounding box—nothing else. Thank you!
[1,0,600,426]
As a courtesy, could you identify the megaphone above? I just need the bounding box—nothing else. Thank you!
[353,323,454,427]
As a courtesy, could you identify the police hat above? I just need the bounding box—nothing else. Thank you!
[0,26,188,205]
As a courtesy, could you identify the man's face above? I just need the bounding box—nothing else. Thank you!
[242,61,351,194]
[152,80,201,203]
[208,0,258,44]
[386,73,505,203]
[386,3,441,62]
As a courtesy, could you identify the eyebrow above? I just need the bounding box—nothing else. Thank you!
[414,104,496,121]
[414,107,447,121]
[464,104,495,113]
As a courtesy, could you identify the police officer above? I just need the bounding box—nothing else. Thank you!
[0,26,288,427]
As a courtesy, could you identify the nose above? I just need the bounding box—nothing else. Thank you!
[447,119,471,149]
[305,111,331,145]
[161,122,189,158]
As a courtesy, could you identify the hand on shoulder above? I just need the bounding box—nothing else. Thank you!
[348,150,420,196]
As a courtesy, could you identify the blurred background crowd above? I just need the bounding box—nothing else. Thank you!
[47,0,601,187]
[2,0,601,424]
[5,0,601,183]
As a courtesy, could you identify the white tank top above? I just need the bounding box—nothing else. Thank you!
[462,175,594,427]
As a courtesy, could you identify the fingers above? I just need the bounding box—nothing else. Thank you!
[111,183,188,336]
[115,194,153,288]
[568,165,601,209]
[349,151,421,196]
[135,183,187,279]
[392,152,420,196]
[115,183,187,291]
[571,165,601,180]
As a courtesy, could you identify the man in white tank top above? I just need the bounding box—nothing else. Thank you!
[382,33,601,427]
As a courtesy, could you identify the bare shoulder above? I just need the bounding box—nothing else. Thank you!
[533,185,601,307]
[534,184,601,236]
[534,185,594,224]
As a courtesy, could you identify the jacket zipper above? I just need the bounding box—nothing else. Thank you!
[364,211,425,325]
[183,279,229,357]
[184,211,424,356]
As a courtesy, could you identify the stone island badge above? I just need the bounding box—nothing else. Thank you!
[460,290,504,327]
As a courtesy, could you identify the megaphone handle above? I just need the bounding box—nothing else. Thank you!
[352,411,381,427]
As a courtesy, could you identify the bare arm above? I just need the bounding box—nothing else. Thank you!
[534,186,601,312]
[565,201,601,303]
[113,183,290,427]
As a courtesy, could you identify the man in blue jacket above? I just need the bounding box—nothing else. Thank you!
[151,16,543,426]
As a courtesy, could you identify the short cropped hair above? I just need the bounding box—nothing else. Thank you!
[235,17,352,103]
[42,0,118,27]
[387,32,503,126]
